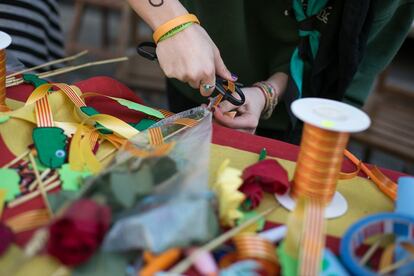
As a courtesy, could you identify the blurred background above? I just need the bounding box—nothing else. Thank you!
[47,1,414,173]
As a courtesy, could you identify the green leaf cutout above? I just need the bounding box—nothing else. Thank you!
[0,168,21,201]
[32,127,68,169]
[0,116,10,124]
[58,164,91,191]
[115,98,164,119]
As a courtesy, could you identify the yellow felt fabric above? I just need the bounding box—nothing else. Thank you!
[209,144,394,238]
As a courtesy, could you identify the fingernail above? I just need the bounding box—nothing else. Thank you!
[231,73,238,81]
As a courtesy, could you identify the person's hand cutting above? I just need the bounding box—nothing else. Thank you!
[127,0,235,97]
[213,87,266,134]
[157,24,236,96]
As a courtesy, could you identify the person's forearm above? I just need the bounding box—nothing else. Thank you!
[127,0,188,30]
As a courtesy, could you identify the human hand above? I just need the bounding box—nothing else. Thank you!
[156,24,235,96]
[213,87,266,134]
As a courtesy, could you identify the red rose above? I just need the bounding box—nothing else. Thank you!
[242,159,290,195]
[240,181,264,209]
[46,199,111,266]
[0,223,14,256]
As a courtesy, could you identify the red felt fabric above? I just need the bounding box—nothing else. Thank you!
[1,77,406,256]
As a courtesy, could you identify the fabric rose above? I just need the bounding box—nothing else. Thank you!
[239,181,264,209]
[46,199,111,266]
[0,223,14,256]
[240,159,290,209]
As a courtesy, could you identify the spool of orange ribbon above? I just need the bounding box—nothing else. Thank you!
[0,31,12,112]
[276,98,371,218]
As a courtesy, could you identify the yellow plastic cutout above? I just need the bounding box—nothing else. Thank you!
[210,159,245,227]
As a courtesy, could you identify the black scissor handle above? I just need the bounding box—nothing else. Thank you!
[136,42,245,106]
[137,42,158,61]
[216,76,245,106]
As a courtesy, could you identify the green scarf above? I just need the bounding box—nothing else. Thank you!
[290,0,328,98]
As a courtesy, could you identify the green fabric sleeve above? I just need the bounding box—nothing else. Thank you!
[344,1,414,106]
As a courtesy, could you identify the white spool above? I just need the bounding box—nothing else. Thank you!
[275,98,371,219]
[0,31,12,50]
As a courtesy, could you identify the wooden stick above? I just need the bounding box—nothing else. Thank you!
[8,180,60,208]
[5,56,128,88]
[38,56,128,79]
[28,153,53,217]
[379,256,414,275]
[2,149,30,168]
[7,50,89,78]
[28,169,52,191]
[169,206,277,274]
[360,234,387,265]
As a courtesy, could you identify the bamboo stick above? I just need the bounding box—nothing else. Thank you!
[7,50,88,78]
[169,206,277,274]
[2,149,30,168]
[28,153,53,217]
[8,180,61,208]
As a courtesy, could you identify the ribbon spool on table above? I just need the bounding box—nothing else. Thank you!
[275,98,371,218]
[0,31,12,112]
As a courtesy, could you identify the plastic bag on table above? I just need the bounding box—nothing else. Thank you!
[83,107,219,253]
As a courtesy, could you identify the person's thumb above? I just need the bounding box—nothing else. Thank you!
[214,50,235,81]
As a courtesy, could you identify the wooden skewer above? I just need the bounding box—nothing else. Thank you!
[379,256,414,275]
[28,153,54,217]
[5,56,128,88]
[8,180,61,208]
[38,56,128,79]
[6,50,88,78]
[28,169,53,191]
[169,206,277,274]
[2,149,30,168]
[360,234,389,265]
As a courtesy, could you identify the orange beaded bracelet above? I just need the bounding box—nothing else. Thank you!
[153,14,200,43]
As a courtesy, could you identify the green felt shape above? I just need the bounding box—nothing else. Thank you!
[80,106,113,134]
[32,127,67,169]
[115,98,164,119]
[0,168,21,201]
[0,116,10,124]
[59,164,91,191]
[110,164,154,209]
[132,118,157,131]
[48,190,78,213]
[145,157,177,185]
[278,242,299,276]
[236,210,265,232]
[23,74,48,88]
[28,157,49,172]
[73,251,138,276]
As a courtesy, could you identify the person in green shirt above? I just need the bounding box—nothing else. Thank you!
[128,0,413,142]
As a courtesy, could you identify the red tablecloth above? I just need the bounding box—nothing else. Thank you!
[1,77,406,255]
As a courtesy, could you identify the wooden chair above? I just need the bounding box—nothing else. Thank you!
[66,0,140,58]
[352,70,414,168]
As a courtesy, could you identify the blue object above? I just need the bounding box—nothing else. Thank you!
[396,177,414,217]
[340,213,414,276]
[322,249,349,276]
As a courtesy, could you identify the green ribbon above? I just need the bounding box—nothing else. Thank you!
[290,0,328,98]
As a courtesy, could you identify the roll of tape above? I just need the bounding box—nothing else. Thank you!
[340,212,414,276]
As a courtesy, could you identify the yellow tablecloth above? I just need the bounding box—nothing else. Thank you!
[210,144,394,237]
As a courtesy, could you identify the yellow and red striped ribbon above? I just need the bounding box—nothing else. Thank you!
[173,118,198,128]
[35,96,54,127]
[299,198,326,276]
[148,127,164,145]
[54,83,86,107]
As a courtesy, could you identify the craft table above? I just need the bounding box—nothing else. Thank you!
[0,77,406,257]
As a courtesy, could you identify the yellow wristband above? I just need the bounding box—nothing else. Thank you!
[153,14,200,43]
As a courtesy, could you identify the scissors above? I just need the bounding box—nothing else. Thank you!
[137,42,245,106]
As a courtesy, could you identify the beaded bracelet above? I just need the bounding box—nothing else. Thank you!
[253,81,279,119]
[153,14,200,43]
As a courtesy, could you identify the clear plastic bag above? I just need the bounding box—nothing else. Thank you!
[84,107,219,253]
